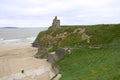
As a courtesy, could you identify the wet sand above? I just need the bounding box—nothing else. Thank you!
[0,45,55,80]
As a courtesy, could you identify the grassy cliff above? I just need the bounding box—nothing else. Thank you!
[35,24,120,80]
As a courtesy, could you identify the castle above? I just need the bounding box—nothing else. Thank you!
[51,16,60,28]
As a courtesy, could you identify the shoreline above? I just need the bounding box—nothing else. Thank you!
[0,44,55,80]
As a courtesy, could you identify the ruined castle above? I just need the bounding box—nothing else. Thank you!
[51,16,60,28]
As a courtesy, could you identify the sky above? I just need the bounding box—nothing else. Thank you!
[0,0,120,27]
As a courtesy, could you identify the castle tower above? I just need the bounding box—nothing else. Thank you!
[51,16,60,28]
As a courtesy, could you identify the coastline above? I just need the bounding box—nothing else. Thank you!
[0,44,55,80]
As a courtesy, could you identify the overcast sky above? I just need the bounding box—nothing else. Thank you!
[0,0,120,27]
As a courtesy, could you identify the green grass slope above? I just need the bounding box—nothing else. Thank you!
[56,24,120,80]
[56,45,120,80]
[36,24,120,80]
[85,24,120,45]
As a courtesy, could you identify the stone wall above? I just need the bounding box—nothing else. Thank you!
[51,16,60,28]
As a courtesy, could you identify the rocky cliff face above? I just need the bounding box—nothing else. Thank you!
[33,26,90,62]
[47,48,68,63]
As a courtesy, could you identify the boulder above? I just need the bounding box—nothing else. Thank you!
[47,48,67,63]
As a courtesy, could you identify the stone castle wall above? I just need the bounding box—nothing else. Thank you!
[51,16,60,28]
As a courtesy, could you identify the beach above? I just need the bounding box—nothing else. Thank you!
[0,45,55,80]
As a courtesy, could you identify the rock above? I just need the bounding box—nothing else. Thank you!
[47,48,67,63]
[81,33,90,40]
[53,74,62,80]
[47,52,58,63]
[89,45,101,49]
[34,49,47,58]
[73,28,85,33]
[32,41,38,47]
[55,48,66,58]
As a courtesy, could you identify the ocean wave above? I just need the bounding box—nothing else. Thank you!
[26,37,36,40]
[4,39,21,42]
[0,38,5,41]
[0,37,35,46]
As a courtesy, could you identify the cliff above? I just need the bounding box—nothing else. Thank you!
[33,24,120,80]
[33,26,90,59]
[33,24,120,57]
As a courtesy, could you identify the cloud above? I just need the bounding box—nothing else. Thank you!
[0,0,120,27]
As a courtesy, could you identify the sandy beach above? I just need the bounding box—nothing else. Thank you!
[0,45,55,80]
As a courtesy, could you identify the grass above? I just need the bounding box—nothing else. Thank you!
[56,44,120,80]
[60,33,83,47]
[85,24,120,45]
[55,24,120,80]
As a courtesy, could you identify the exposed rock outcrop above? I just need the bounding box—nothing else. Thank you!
[34,49,47,58]
[32,40,38,47]
[73,27,85,33]
[47,48,67,63]
[33,27,91,58]
[46,48,68,76]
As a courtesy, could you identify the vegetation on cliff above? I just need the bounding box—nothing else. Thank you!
[56,44,120,80]
[35,24,120,80]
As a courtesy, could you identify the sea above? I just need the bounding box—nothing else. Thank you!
[0,27,48,47]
